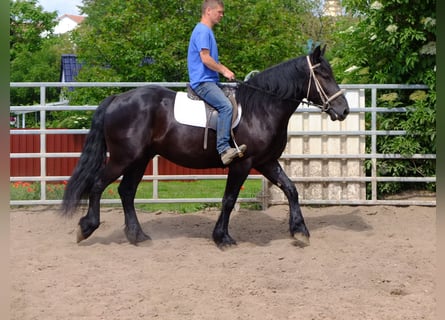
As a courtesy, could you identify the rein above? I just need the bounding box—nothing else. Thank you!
[234,56,345,112]
[234,79,303,105]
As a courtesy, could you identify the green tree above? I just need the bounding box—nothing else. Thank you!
[10,0,59,106]
[69,0,319,105]
[10,0,81,128]
[72,0,197,83]
[331,0,436,195]
[332,0,435,85]
[219,0,312,73]
[10,0,57,60]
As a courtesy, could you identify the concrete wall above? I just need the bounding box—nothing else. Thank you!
[267,89,366,202]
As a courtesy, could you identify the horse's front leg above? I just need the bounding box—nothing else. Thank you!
[213,163,250,247]
[256,160,310,245]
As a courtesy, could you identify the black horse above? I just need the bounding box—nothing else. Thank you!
[61,46,349,247]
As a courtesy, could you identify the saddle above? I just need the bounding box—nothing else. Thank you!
[186,84,240,150]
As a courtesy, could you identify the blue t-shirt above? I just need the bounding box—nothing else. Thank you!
[187,23,220,89]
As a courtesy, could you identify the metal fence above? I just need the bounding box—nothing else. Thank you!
[10,82,435,207]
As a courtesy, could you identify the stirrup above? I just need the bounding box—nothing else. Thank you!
[230,130,245,157]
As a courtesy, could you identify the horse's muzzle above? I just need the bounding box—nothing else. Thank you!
[328,105,349,121]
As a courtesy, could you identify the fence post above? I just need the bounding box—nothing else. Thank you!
[371,88,377,202]
[40,86,47,201]
[152,156,159,199]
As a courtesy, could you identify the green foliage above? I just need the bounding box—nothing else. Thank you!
[72,0,316,85]
[332,0,436,85]
[67,0,327,106]
[365,88,436,196]
[219,0,310,74]
[10,37,75,106]
[10,181,40,201]
[10,0,60,105]
[10,0,57,58]
[330,0,436,196]
[72,0,195,84]
[47,111,94,129]
[10,1,97,129]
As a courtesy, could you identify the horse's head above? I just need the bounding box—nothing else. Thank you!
[306,45,349,121]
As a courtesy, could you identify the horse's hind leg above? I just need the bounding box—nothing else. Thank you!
[77,164,123,242]
[256,160,310,245]
[77,190,102,242]
[118,156,152,244]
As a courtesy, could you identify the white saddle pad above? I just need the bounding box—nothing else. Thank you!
[174,92,242,128]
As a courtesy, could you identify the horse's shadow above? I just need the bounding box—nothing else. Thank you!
[78,207,372,247]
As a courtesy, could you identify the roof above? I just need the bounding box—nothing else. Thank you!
[58,14,85,24]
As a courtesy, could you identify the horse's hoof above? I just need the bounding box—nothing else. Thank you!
[134,232,151,244]
[214,234,237,249]
[125,227,151,245]
[217,241,237,250]
[293,233,310,247]
[76,226,85,243]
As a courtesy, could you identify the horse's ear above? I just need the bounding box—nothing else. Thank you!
[311,44,327,63]
[312,45,321,62]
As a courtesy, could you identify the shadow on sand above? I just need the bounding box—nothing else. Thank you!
[78,207,372,247]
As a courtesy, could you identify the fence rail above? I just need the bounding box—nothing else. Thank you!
[10,82,435,207]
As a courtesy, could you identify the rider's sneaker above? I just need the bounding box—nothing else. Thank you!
[220,144,247,165]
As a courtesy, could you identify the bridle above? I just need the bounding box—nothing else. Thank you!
[305,55,345,112]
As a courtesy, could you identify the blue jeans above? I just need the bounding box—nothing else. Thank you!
[194,82,233,154]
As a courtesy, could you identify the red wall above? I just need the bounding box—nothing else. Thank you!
[10,130,231,179]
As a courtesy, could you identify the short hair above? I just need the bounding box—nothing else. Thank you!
[202,0,224,14]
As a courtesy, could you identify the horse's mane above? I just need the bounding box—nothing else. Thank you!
[236,56,308,114]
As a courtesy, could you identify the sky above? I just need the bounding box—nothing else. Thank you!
[37,0,83,16]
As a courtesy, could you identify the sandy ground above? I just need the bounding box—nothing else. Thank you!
[10,204,436,320]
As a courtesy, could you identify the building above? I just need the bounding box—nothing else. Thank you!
[323,0,342,16]
[54,14,85,34]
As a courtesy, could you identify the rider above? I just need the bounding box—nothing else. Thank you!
[187,0,247,165]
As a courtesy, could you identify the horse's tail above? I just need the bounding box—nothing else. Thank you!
[61,95,116,216]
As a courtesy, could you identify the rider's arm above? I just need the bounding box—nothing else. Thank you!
[200,49,235,81]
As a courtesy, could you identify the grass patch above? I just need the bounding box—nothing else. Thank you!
[10,179,263,213]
